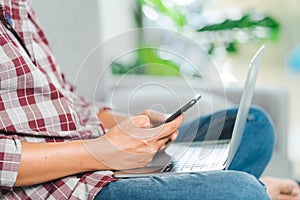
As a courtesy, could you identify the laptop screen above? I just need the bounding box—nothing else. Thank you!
[225,45,265,167]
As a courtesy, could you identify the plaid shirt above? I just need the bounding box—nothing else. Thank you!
[0,0,116,199]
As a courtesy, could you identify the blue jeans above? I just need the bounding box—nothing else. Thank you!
[95,107,275,200]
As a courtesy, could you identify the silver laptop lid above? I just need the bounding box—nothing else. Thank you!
[225,45,265,168]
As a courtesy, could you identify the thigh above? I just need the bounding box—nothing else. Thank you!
[94,170,269,200]
[176,108,237,143]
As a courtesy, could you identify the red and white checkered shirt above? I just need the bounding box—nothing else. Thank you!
[0,0,116,199]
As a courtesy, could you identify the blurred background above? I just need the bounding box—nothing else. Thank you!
[29,0,300,178]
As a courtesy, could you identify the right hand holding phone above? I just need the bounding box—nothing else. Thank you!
[83,112,183,170]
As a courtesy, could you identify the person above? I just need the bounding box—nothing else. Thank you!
[0,0,299,199]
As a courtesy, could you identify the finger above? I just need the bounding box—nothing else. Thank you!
[169,131,179,141]
[127,115,182,140]
[156,130,179,150]
[131,115,151,128]
[293,186,300,196]
[152,115,183,139]
[159,144,166,151]
[161,131,179,148]
[157,130,179,141]
[142,109,168,126]
[155,136,172,150]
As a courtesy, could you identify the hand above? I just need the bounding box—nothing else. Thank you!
[83,114,183,170]
[97,110,128,129]
[261,177,300,200]
[140,109,169,127]
[141,109,180,148]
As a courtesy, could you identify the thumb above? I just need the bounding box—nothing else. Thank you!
[131,115,151,128]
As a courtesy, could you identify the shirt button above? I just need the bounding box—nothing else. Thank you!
[5,12,13,26]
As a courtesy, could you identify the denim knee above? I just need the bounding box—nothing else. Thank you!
[226,171,270,200]
[248,106,276,149]
[248,106,274,125]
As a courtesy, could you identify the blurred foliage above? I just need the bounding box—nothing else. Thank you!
[198,14,279,34]
[197,12,280,54]
[112,0,280,76]
[138,0,186,27]
[112,48,180,76]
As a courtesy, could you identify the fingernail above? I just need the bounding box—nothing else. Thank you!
[292,187,300,195]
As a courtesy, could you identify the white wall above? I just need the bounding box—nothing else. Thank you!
[98,0,136,42]
[29,0,103,99]
[29,0,137,101]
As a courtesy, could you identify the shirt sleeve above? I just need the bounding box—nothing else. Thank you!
[0,134,22,190]
[95,101,112,113]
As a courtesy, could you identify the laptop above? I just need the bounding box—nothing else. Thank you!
[113,45,265,178]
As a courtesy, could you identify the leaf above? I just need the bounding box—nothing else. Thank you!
[197,13,279,32]
[225,42,238,53]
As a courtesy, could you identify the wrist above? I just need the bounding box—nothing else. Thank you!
[81,138,112,171]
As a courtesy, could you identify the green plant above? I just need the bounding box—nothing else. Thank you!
[197,11,280,54]
[111,0,280,76]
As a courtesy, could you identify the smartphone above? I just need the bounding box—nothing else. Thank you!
[164,94,201,123]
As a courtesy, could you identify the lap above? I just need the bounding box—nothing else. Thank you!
[95,170,269,200]
[95,107,274,200]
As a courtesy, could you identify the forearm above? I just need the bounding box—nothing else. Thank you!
[14,140,107,187]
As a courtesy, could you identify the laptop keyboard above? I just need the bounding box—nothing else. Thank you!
[162,140,230,173]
